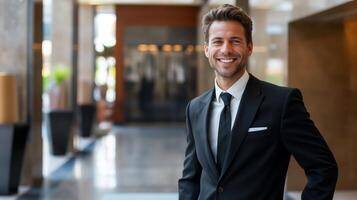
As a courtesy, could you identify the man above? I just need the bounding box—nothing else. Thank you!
[178,4,338,200]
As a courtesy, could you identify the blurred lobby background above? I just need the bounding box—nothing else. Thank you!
[0,0,357,199]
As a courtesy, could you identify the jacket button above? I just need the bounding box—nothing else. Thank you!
[218,186,224,193]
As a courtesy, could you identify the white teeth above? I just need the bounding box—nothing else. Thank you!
[219,59,234,63]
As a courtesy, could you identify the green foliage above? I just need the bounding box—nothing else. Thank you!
[51,65,71,85]
[42,64,71,92]
[42,73,50,92]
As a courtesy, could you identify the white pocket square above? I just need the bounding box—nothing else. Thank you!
[248,127,268,132]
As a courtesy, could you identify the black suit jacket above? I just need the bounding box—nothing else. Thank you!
[178,75,338,200]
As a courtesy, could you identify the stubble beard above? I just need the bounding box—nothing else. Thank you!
[210,53,248,80]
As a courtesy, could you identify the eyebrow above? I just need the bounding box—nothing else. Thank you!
[210,36,243,41]
[211,37,223,41]
[231,36,243,40]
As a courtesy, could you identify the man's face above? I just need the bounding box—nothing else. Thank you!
[204,20,253,82]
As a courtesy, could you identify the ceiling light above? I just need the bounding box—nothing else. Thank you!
[275,1,293,11]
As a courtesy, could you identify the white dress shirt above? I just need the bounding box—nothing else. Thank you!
[209,70,249,162]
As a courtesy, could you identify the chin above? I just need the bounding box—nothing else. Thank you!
[218,71,236,79]
[219,68,244,79]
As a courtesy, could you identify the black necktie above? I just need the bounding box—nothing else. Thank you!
[217,92,232,173]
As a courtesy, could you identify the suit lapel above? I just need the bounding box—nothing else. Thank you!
[219,75,264,180]
[196,89,220,180]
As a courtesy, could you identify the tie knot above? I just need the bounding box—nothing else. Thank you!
[220,92,232,106]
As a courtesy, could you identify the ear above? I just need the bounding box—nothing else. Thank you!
[247,42,253,56]
[204,43,209,58]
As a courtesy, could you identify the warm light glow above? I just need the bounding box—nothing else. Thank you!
[137,44,149,52]
[148,44,158,52]
[173,44,182,52]
[162,44,172,52]
[185,45,194,54]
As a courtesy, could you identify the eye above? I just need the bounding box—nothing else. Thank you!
[211,40,222,46]
[231,39,242,44]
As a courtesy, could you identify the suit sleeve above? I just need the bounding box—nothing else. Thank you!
[178,101,202,200]
[280,88,338,200]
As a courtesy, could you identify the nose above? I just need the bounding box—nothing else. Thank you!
[220,41,233,54]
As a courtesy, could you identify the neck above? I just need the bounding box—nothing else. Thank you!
[216,70,245,91]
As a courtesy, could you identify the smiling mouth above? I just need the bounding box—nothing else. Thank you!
[217,58,237,63]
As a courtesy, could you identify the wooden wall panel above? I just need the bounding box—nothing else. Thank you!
[344,19,357,188]
[113,5,199,123]
[288,15,357,190]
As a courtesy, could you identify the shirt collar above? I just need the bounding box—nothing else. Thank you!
[214,70,250,102]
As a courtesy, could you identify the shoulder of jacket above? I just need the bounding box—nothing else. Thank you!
[258,79,298,96]
[190,89,213,105]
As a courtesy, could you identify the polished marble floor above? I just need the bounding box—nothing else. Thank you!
[1,124,356,200]
[20,124,186,200]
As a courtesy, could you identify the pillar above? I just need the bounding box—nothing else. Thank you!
[77,4,95,105]
[0,0,29,123]
[51,0,75,109]
[249,8,267,78]
[196,3,214,95]
[0,0,43,186]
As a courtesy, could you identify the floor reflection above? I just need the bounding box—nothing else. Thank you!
[18,124,186,199]
[94,134,117,190]
[112,125,186,192]
[4,124,357,200]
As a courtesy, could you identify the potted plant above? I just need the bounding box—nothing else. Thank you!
[44,65,73,156]
[77,80,96,138]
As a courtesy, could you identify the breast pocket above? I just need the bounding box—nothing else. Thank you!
[246,126,271,139]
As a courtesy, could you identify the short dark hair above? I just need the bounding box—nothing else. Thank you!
[202,4,253,44]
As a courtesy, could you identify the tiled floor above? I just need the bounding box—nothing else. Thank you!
[1,124,356,200]
[18,124,186,199]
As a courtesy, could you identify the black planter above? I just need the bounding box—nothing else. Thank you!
[0,124,29,195]
[45,110,73,156]
[77,104,96,137]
